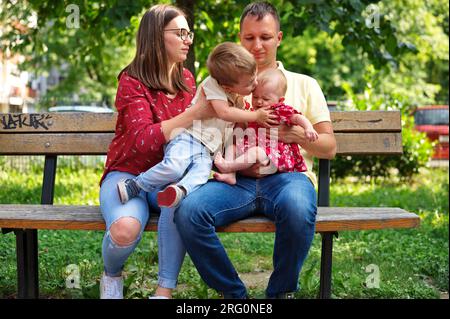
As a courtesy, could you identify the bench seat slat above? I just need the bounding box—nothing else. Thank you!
[0,205,420,232]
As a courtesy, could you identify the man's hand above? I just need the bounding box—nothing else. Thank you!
[238,162,276,178]
[266,124,304,145]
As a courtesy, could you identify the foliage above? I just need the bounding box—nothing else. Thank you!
[377,0,449,105]
[396,115,436,178]
[2,0,448,110]
[1,0,420,106]
[0,0,147,108]
[277,0,449,106]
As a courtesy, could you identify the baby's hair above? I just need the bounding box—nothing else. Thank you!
[257,69,287,97]
[207,42,256,86]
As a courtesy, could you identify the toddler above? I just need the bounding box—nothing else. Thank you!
[117,42,278,206]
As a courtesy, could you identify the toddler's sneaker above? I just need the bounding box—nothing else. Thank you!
[157,185,185,207]
[100,272,123,299]
[117,178,141,204]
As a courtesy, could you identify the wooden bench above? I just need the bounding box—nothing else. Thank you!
[0,111,420,299]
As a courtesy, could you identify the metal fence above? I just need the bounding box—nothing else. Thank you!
[0,155,106,172]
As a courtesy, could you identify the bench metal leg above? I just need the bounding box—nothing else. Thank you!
[318,159,334,298]
[13,155,57,298]
[319,232,335,299]
[15,229,39,298]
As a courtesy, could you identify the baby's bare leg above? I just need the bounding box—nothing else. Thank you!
[213,144,238,185]
[214,146,269,185]
[214,146,269,174]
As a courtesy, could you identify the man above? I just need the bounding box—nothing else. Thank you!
[174,1,336,299]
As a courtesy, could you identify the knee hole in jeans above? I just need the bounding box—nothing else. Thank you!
[109,216,142,247]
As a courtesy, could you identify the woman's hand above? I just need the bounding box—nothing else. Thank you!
[189,88,216,120]
[162,88,215,141]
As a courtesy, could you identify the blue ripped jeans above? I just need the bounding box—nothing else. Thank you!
[134,132,212,195]
[174,172,317,298]
[100,171,186,289]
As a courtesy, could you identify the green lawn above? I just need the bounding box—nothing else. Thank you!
[0,164,448,299]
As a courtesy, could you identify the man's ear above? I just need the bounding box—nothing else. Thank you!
[277,31,283,47]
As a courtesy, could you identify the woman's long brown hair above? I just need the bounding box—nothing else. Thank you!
[121,4,190,94]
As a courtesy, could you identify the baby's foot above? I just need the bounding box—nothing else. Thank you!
[213,172,237,185]
[214,152,233,173]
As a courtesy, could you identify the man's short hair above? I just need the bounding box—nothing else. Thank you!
[258,69,287,97]
[206,42,256,86]
[239,1,280,31]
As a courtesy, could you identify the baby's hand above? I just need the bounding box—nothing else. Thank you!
[305,128,319,142]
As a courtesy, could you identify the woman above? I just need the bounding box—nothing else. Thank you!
[99,4,211,299]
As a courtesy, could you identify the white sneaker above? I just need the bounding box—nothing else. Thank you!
[100,272,124,299]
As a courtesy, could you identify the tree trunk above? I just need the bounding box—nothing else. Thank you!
[176,0,196,78]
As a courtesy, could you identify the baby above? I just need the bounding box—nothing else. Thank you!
[213,68,318,184]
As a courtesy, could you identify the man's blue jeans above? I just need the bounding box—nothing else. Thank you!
[174,172,317,298]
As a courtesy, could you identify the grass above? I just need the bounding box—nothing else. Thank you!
[0,163,448,299]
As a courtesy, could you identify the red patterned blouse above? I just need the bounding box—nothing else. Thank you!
[100,69,196,185]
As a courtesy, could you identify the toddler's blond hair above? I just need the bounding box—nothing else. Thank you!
[206,42,256,86]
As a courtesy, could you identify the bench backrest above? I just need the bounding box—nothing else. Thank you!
[0,111,403,204]
[0,111,402,155]
[0,111,402,206]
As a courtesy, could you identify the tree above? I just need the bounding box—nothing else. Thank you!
[1,0,419,107]
[277,0,449,107]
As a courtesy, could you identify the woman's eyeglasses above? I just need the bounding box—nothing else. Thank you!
[164,28,194,41]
